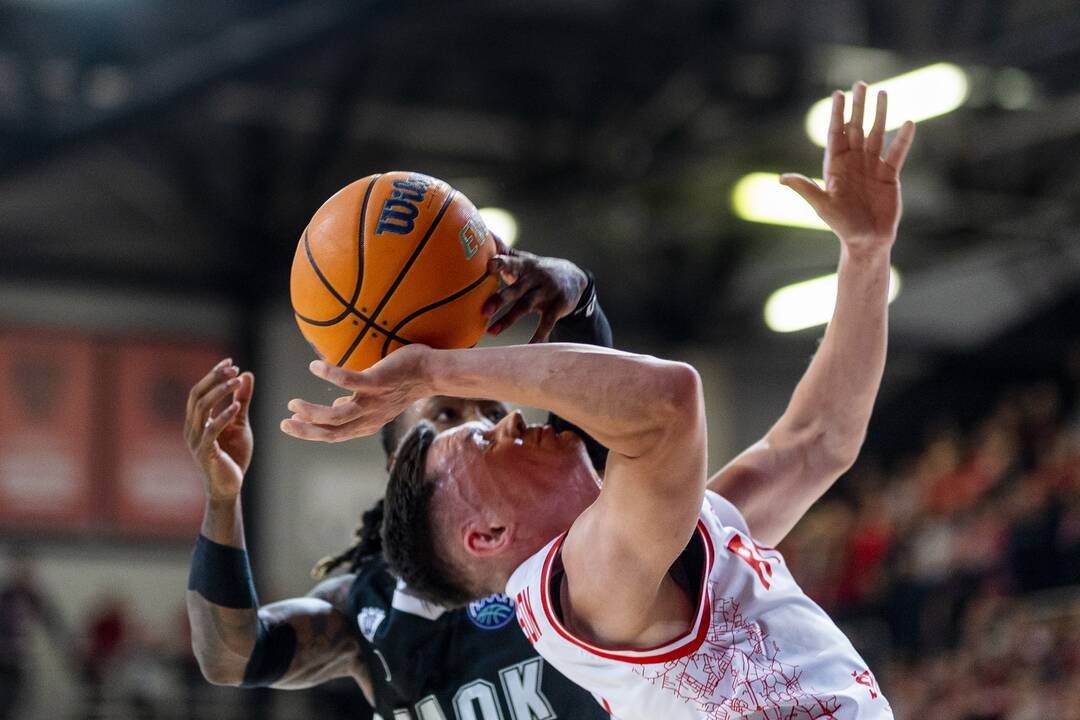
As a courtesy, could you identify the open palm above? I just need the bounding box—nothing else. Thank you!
[781,83,916,253]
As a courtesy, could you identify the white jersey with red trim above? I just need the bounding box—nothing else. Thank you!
[506,490,891,719]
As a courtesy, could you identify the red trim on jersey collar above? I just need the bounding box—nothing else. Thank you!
[539,520,714,664]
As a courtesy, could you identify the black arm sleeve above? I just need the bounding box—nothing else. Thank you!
[546,270,612,473]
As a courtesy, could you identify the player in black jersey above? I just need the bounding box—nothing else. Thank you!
[184,248,613,719]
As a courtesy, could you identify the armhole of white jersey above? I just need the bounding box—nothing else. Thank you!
[704,489,752,536]
[538,520,715,664]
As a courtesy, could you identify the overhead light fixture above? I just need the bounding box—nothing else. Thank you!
[765,267,902,332]
[478,207,518,247]
[732,173,829,231]
[804,62,969,147]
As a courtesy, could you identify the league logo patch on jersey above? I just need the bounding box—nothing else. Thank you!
[467,593,516,630]
[358,607,387,642]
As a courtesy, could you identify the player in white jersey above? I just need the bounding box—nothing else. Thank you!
[282,82,915,719]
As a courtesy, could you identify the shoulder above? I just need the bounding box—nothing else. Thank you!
[306,573,359,613]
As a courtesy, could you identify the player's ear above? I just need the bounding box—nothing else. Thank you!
[464,523,511,557]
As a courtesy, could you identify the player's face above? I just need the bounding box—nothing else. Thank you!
[428,412,599,551]
[402,396,510,436]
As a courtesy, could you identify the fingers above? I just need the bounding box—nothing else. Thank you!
[489,287,540,337]
[198,401,241,453]
[286,396,357,426]
[847,82,867,150]
[884,120,917,175]
[280,416,372,443]
[483,279,533,321]
[529,309,559,344]
[491,233,511,257]
[186,363,241,448]
[308,360,368,392]
[487,254,527,285]
[186,358,236,419]
[778,174,828,215]
[866,90,888,157]
[233,372,255,422]
[483,255,533,317]
[826,90,848,159]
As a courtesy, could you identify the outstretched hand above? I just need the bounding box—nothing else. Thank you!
[280,344,430,443]
[184,359,255,502]
[780,82,916,254]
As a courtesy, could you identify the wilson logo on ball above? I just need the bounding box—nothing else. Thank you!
[375,176,432,235]
[467,593,516,630]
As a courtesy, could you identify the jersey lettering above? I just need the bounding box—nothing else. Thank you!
[452,680,504,720]
[415,695,449,720]
[498,659,555,720]
[726,533,782,590]
[515,589,541,643]
[852,669,879,699]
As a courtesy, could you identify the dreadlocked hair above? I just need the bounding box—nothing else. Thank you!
[311,498,386,579]
[310,410,412,579]
[381,420,476,608]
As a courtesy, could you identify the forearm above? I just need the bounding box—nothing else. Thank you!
[424,343,694,456]
[187,495,259,685]
[779,244,891,465]
[548,287,613,471]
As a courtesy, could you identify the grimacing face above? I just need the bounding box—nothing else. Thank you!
[426,412,600,563]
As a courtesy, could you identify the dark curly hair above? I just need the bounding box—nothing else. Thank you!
[311,412,408,579]
[381,421,476,608]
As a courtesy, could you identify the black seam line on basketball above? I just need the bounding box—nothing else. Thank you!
[292,311,418,346]
[336,189,457,367]
[380,271,492,358]
[299,176,379,325]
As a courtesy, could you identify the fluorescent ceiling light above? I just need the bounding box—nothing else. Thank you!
[732,173,829,231]
[765,267,902,332]
[478,207,518,247]
[805,62,969,147]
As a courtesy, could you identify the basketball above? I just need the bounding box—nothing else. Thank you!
[290,172,499,371]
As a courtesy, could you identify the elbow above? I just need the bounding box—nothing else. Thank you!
[659,362,704,418]
[819,426,866,476]
[196,656,245,687]
[190,638,246,687]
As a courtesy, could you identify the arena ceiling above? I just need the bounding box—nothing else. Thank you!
[0,0,1078,361]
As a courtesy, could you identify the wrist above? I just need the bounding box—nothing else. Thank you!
[569,268,596,318]
[839,240,892,265]
[410,344,437,399]
[206,492,241,510]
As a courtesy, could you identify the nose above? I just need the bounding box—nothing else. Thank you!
[492,409,526,442]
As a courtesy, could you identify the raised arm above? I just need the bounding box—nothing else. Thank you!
[709,83,916,546]
[283,343,706,646]
[184,362,369,697]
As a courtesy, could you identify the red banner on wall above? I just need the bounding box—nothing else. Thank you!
[0,333,96,528]
[113,343,228,536]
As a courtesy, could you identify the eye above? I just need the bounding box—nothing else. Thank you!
[484,405,507,423]
[434,407,459,423]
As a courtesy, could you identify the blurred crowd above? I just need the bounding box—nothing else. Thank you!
[0,550,363,720]
[782,377,1080,719]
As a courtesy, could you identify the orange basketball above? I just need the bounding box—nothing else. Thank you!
[290,172,499,371]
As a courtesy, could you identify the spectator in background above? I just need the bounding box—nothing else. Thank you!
[80,596,129,719]
[0,547,66,720]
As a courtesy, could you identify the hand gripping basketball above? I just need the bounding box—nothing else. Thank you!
[281,344,431,443]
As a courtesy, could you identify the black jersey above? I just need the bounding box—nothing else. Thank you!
[342,289,613,719]
[345,557,608,720]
